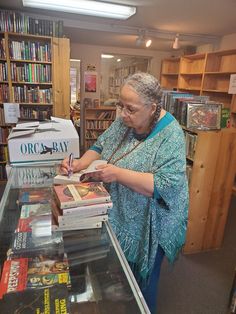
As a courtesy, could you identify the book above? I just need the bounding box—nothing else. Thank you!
[9,231,64,257]
[0,257,70,298]
[20,203,52,218]
[16,215,52,237]
[0,284,70,313]
[18,187,52,205]
[61,202,112,218]
[54,182,111,209]
[53,221,103,231]
[54,159,107,184]
[58,214,108,228]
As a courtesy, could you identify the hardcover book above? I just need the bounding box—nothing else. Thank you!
[0,284,70,313]
[0,257,70,298]
[54,182,111,209]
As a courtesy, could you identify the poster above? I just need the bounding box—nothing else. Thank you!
[84,71,97,92]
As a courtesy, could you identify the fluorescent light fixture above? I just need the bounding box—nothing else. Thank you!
[101,54,114,59]
[145,39,152,48]
[173,34,180,49]
[22,0,136,20]
[70,59,81,62]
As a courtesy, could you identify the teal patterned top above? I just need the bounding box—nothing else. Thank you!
[90,112,189,285]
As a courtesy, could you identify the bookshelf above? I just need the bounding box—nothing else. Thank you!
[160,49,236,126]
[160,57,180,90]
[183,128,236,254]
[82,106,116,152]
[0,13,70,180]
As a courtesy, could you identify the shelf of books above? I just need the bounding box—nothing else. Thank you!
[160,49,236,126]
[0,164,149,313]
[84,106,116,151]
[163,91,236,254]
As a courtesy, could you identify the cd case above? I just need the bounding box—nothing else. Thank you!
[186,102,222,130]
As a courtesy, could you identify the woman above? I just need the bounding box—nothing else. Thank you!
[61,72,189,313]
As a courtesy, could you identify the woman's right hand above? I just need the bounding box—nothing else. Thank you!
[60,157,81,175]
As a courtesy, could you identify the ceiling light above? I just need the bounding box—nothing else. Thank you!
[22,0,136,20]
[173,34,180,49]
[101,54,114,59]
[117,58,121,62]
[145,39,152,48]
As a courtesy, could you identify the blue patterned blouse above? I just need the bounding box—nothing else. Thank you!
[90,112,189,286]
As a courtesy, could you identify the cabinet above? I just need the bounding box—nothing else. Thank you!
[82,106,116,152]
[0,164,150,314]
[183,128,236,253]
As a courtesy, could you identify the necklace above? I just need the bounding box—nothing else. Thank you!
[107,128,145,165]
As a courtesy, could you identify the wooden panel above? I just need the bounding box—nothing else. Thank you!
[161,58,180,74]
[52,37,70,118]
[202,129,236,250]
[183,131,221,253]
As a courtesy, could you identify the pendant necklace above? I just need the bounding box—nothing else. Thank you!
[107,128,145,165]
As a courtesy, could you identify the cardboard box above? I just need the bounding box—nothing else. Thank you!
[8,117,80,165]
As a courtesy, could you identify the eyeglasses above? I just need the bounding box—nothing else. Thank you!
[116,102,140,115]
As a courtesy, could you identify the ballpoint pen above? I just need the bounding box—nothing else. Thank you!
[68,153,74,178]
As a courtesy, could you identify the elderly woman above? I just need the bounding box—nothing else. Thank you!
[61,72,189,313]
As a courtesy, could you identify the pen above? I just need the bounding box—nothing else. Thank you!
[68,153,73,178]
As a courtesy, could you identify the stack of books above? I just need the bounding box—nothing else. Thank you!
[53,181,112,231]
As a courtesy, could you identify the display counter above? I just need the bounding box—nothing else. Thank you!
[0,164,150,314]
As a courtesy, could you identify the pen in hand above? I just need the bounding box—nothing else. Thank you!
[68,153,74,178]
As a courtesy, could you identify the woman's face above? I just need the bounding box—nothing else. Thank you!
[119,85,155,133]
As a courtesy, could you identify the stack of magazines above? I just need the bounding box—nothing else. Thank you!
[53,181,112,231]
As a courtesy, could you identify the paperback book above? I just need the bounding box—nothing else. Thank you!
[0,284,70,313]
[0,257,70,298]
[62,201,112,217]
[16,215,52,237]
[18,187,52,205]
[54,159,107,184]
[20,203,52,218]
[54,182,111,209]
[9,231,64,257]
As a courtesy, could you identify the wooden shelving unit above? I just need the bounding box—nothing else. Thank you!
[160,50,236,254]
[0,25,70,180]
[183,128,236,254]
[160,57,180,89]
[83,106,116,152]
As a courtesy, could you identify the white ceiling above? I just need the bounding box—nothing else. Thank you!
[1,0,236,51]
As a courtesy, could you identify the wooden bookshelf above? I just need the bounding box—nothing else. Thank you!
[82,106,116,152]
[160,49,236,126]
[183,128,236,253]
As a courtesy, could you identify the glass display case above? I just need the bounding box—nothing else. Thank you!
[0,164,150,313]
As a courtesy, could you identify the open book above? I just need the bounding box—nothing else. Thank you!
[54,160,107,185]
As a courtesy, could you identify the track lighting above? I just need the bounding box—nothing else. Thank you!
[136,31,152,48]
[173,34,180,49]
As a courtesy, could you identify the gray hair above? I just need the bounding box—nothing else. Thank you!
[122,72,163,129]
[122,72,163,107]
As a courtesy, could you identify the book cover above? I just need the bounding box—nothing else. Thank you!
[0,284,70,313]
[0,257,70,298]
[20,203,52,218]
[53,221,103,231]
[58,214,108,228]
[18,187,52,204]
[10,232,64,256]
[54,182,111,209]
[16,215,52,236]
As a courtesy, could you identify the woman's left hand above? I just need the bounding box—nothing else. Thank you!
[96,164,120,183]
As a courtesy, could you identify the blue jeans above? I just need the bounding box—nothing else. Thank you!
[141,245,165,314]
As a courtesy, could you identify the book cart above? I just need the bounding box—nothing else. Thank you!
[160,50,236,254]
[0,164,150,314]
